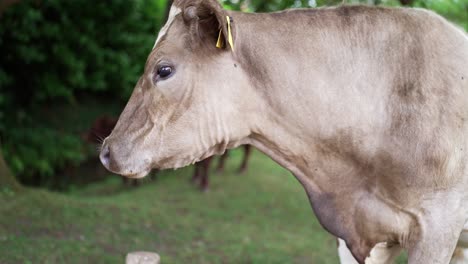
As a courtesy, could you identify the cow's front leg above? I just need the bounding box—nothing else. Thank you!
[407,214,465,264]
[337,239,401,264]
[451,247,468,264]
[449,228,468,264]
[237,145,252,174]
[216,151,228,173]
[365,242,402,264]
[338,238,360,264]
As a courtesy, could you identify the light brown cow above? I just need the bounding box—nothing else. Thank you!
[100,1,468,263]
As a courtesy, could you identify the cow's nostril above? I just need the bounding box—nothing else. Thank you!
[100,144,111,168]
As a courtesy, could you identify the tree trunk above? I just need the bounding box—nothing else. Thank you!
[0,142,22,191]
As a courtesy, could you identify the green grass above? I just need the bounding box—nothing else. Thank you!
[0,149,406,263]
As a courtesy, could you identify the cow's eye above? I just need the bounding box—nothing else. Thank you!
[157,66,173,79]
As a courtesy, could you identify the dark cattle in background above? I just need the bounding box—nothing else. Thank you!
[191,145,252,191]
[83,115,118,145]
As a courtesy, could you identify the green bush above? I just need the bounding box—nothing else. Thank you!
[0,0,166,186]
[413,0,468,30]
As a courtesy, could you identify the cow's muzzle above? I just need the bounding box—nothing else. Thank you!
[99,141,151,178]
[100,144,110,166]
[99,143,117,172]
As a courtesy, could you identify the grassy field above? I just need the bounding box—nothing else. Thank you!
[0,149,406,263]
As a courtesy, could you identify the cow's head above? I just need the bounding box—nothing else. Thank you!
[100,0,258,178]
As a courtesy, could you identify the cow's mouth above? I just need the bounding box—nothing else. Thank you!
[122,168,151,179]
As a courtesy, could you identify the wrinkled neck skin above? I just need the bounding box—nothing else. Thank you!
[225,8,468,262]
[230,10,346,227]
[228,11,329,185]
[230,9,354,198]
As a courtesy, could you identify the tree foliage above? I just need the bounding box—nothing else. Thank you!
[412,0,467,30]
[0,0,166,186]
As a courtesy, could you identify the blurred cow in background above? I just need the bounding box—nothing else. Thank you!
[83,115,118,146]
[191,145,252,191]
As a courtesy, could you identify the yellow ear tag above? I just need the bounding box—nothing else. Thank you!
[226,16,234,51]
[216,30,225,49]
[216,16,234,51]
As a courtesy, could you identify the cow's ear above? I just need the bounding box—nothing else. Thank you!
[181,0,232,51]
